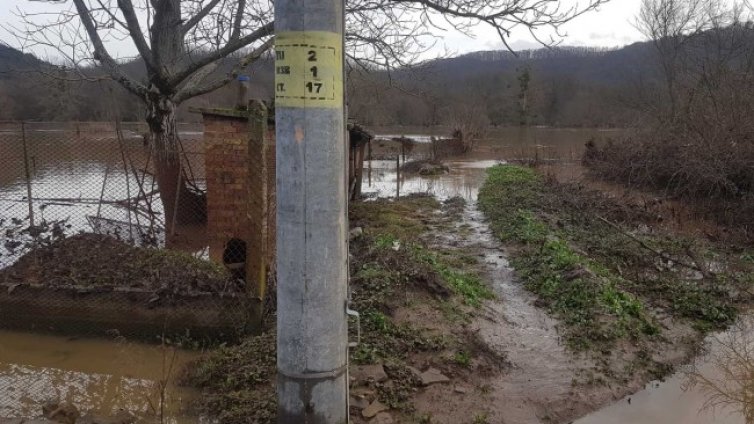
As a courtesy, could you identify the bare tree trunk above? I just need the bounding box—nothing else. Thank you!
[145,95,206,229]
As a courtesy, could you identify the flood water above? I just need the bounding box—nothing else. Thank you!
[0,124,205,421]
[575,322,751,424]
[0,124,206,268]
[0,125,745,423]
[0,330,201,422]
[365,127,750,424]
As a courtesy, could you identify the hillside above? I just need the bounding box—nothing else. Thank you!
[0,40,661,125]
[0,44,42,77]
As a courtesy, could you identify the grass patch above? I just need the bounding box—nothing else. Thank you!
[478,164,743,351]
[181,333,276,424]
[479,165,656,350]
[452,350,472,368]
[184,195,498,422]
[412,245,494,307]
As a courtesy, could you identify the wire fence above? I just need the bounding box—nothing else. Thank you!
[0,120,270,421]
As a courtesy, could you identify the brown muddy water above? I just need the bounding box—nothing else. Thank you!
[0,126,208,421]
[575,321,752,424]
[0,125,745,423]
[0,330,202,422]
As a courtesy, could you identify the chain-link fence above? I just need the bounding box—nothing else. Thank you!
[0,120,268,421]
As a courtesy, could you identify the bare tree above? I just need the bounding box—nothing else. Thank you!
[445,100,489,152]
[636,0,714,116]
[685,318,754,423]
[8,0,609,227]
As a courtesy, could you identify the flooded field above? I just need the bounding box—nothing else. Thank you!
[364,127,751,424]
[0,124,747,423]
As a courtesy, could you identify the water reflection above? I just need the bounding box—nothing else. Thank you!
[575,318,754,424]
[684,318,754,423]
[0,330,200,422]
[362,159,504,201]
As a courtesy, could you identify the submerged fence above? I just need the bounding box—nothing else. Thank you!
[0,121,260,338]
[0,121,204,260]
[0,120,266,419]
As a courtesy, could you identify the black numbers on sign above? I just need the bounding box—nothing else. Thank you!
[310,66,318,78]
[307,50,317,61]
[305,82,323,94]
[276,50,285,60]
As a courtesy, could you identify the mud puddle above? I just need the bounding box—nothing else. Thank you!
[421,195,593,423]
[576,318,752,424]
[0,330,202,422]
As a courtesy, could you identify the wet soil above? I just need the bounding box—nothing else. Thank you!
[180,156,754,423]
[358,152,751,423]
[404,190,701,423]
[0,233,237,295]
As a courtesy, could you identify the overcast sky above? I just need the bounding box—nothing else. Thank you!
[0,0,645,60]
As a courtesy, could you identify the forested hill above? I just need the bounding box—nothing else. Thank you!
[347,41,660,128]
[0,40,661,126]
[0,44,42,76]
[426,43,655,85]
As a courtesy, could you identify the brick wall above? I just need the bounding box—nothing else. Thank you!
[204,113,251,262]
[201,109,276,289]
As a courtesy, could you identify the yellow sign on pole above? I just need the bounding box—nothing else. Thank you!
[274,31,343,108]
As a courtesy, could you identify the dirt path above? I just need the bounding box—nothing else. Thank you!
[404,199,583,423]
[413,196,694,424]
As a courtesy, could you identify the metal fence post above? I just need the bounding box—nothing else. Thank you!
[274,0,349,421]
[20,122,35,227]
[396,154,401,199]
[247,100,270,329]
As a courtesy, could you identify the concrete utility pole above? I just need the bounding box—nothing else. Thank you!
[274,0,348,420]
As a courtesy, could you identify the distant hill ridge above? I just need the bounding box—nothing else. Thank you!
[0,44,43,77]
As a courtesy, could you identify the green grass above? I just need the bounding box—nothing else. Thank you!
[411,245,494,307]
[186,196,489,422]
[452,350,472,367]
[478,164,744,352]
[479,165,660,350]
[346,195,497,408]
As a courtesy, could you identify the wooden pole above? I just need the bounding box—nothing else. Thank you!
[247,100,269,329]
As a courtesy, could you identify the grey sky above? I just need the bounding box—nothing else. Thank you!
[442,0,645,53]
[0,0,645,61]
